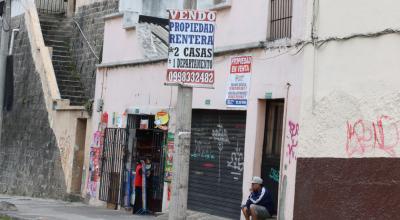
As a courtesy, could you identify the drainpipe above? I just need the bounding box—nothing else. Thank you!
[8,29,19,55]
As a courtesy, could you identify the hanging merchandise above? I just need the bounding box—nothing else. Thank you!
[117,114,122,128]
[155,111,169,130]
[111,112,117,127]
[164,133,174,183]
[140,119,149,130]
[121,111,128,128]
[101,112,109,124]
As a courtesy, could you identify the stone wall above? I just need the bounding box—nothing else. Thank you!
[0,16,66,199]
[71,0,119,100]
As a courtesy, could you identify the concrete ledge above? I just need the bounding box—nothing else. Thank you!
[97,41,265,69]
[103,12,123,20]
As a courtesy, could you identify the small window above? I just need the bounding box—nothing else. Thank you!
[197,0,228,9]
[269,0,293,40]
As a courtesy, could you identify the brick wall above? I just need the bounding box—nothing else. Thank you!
[0,16,67,199]
[71,0,119,100]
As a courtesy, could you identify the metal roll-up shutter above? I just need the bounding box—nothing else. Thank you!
[188,110,246,219]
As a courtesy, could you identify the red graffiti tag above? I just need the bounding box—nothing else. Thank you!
[287,121,299,163]
[346,115,400,157]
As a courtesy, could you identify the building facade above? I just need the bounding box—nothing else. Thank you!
[2,0,399,219]
[88,0,304,218]
[88,0,400,219]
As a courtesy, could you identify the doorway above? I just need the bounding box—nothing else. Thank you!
[127,114,166,213]
[261,100,284,215]
[71,118,87,194]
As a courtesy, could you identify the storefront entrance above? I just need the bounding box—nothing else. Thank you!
[98,114,166,213]
[126,114,166,213]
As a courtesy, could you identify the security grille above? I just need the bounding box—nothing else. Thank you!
[188,110,246,219]
[35,0,67,14]
[99,128,128,207]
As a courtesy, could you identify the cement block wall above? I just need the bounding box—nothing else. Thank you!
[0,16,67,199]
[71,0,119,100]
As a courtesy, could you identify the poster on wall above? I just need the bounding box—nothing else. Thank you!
[166,10,216,88]
[164,133,174,183]
[87,131,104,198]
[225,56,253,108]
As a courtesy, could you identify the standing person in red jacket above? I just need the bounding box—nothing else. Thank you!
[133,160,143,213]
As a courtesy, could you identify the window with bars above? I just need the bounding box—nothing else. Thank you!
[269,0,293,41]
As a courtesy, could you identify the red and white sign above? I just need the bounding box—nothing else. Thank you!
[225,56,253,108]
[166,10,216,88]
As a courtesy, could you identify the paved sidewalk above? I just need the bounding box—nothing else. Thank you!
[0,195,237,220]
[0,195,155,220]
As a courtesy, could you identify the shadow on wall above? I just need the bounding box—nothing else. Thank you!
[0,15,67,199]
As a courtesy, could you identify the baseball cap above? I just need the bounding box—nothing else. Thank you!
[251,176,263,184]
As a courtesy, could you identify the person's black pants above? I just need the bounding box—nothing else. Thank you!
[133,187,142,213]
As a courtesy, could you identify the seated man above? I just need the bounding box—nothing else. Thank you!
[241,176,274,220]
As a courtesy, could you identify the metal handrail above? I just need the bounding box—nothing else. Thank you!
[72,19,100,61]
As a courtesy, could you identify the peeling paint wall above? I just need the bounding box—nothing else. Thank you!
[295,0,400,218]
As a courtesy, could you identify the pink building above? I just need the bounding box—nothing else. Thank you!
[85,0,305,219]
[89,0,400,219]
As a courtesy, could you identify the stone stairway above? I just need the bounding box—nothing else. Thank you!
[38,13,87,106]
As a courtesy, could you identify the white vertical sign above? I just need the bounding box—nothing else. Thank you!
[166,10,216,88]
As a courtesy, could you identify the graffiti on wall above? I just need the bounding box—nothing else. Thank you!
[191,139,215,160]
[269,168,280,183]
[87,131,104,198]
[212,124,230,183]
[346,115,400,157]
[227,139,244,181]
[58,132,72,170]
[287,121,299,164]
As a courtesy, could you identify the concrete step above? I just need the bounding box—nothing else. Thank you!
[41,29,71,37]
[56,69,79,76]
[59,90,86,97]
[56,72,80,81]
[51,55,71,61]
[41,25,73,33]
[40,19,72,26]
[38,13,67,21]
[51,44,70,51]
[52,50,70,57]
[43,33,70,42]
[59,85,84,92]
[56,79,82,86]
[45,39,69,46]
[53,60,74,66]
[54,66,73,72]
